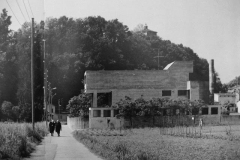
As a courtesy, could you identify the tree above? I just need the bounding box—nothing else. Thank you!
[67,93,92,117]
[0,9,18,105]
[12,105,20,121]
[214,72,228,93]
[1,101,13,119]
[227,76,240,89]
[133,24,145,33]
[18,103,32,122]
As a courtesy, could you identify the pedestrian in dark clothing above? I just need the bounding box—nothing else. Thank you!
[49,119,55,136]
[55,120,62,137]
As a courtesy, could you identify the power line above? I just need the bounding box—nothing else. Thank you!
[16,0,27,22]
[5,0,22,26]
[22,0,30,21]
[27,0,34,18]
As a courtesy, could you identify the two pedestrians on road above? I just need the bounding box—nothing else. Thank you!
[49,119,62,136]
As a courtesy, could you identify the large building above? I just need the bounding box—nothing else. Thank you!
[84,61,209,108]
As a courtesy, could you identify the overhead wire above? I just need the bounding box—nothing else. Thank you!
[27,0,34,18]
[5,0,22,26]
[16,0,27,22]
[22,0,30,21]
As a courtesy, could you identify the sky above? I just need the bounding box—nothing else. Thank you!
[0,0,240,83]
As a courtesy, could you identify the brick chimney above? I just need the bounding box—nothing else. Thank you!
[209,59,214,104]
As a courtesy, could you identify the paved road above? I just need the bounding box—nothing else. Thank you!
[24,125,103,160]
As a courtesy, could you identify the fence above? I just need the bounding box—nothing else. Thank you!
[67,116,89,130]
[124,114,240,128]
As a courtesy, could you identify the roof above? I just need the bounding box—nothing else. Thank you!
[143,28,157,33]
[215,93,235,95]
[163,62,175,70]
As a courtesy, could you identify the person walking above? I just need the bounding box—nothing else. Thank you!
[55,120,62,137]
[49,119,55,136]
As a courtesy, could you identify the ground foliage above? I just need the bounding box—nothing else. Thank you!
[73,126,240,160]
[67,94,206,118]
[0,122,48,159]
[114,96,206,118]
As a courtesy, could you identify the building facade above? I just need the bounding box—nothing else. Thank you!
[84,61,209,108]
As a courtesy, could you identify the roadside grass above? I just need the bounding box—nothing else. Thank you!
[73,126,240,160]
[0,122,48,159]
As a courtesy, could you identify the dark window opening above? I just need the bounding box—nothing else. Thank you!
[162,90,171,96]
[103,110,111,117]
[97,92,112,107]
[178,90,187,96]
[202,108,208,115]
[93,110,101,117]
[114,110,119,117]
[187,90,190,99]
[211,108,218,115]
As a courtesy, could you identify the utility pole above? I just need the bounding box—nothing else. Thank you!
[42,22,48,125]
[43,40,47,125]
[43,0,48,126]
[31,18,35,130]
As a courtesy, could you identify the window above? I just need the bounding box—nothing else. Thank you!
[97,92,112,107]
[211,108,218,115]
[93,110,101,117]
[162,90,171,96]
[202,108,208,115]
[178,90,187,96]
[103,110,111,117]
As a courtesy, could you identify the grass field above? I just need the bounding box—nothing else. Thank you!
[73,125,240,160]
[0,122,48,159]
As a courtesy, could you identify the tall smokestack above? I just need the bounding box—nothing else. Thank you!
[209,59,214,104]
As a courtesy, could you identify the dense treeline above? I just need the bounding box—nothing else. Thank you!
[0,9,225,121]
[227,76,240,89]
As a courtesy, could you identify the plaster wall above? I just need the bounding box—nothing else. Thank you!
[188,81,209,103]
[67,116,89,130]
[85,61,194,107]
[214,93,236,104]
[90,117,124,129]
[89,108,124,129]
[85,61,193,91]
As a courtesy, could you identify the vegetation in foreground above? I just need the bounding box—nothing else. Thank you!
[73,126,240,160]
[0,122,48,159]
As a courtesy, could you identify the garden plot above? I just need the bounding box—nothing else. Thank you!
[73,126,240,160]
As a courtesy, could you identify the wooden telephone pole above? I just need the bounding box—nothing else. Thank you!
[31,18,35,130]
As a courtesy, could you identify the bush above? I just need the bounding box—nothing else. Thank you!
[0,122,48,159]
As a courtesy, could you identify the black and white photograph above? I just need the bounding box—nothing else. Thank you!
[0,0,240,159]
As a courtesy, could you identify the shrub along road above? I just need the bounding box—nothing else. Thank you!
[24,125,102,160]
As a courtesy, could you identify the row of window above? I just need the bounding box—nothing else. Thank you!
[91,110,119,118]
[91,108,218,117]
[162,90,188,96]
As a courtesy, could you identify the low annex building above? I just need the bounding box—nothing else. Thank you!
[84,61,209,129]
